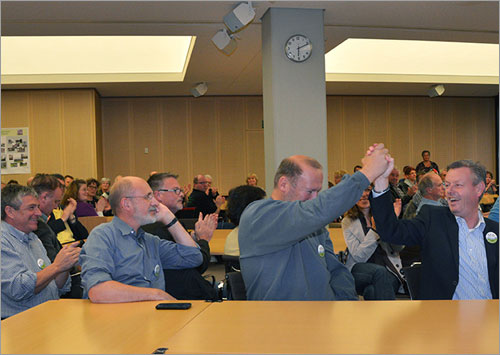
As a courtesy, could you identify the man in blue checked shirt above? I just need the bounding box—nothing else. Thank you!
[1,184,80,318]
[370,159,499,300]
[80,176,202,303]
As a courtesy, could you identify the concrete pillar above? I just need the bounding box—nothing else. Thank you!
[261,8,328,193]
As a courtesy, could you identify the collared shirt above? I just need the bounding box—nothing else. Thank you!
[416,197,443,214]
[453,211,492,300]
[1,222,71,318]
[80,217,202,298]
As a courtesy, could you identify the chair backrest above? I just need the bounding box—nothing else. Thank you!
[78,216,111,233]
[225,271,246,300]
[401,262,422,300]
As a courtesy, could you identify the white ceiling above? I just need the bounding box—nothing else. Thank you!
[2,1,499,97]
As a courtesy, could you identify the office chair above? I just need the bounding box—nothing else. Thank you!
[401,262,422,300]
[225,271,247,300]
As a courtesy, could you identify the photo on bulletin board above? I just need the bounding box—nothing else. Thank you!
[1,127,31,174]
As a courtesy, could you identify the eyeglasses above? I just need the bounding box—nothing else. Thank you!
[125,192,154,201]
[157,188,183,196]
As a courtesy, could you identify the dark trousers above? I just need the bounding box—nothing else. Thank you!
[351,262,399,300]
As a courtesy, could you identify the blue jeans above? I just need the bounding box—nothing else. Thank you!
[351,262,399,300]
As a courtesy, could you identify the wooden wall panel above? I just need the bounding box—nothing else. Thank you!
[30,91,63,174]
[218,98,246,193]
[387,97,411,167]
[342,97,365,175]
[454,98,478,162]
[246,130,265,188]
[161,98,191,186]
[101,100,132,178]
[474,98,496,172]
[365,97,388,155]
[246,97,263,130]
[190,98,218,181]
[131,100,161,179]
[326,97,343,179]
[62,90,97,178]
[411,97,433,166]
[432,98,455,170]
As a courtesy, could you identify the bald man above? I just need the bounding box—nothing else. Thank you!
[239,144,392,300]
[187,174,225,217]
[80,176,203,303]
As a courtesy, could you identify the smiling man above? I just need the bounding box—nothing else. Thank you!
[79,176,203,303]
[370,160,499,300]
[239,144,392,301]
[1,184,80,318]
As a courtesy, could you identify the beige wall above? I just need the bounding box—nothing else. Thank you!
[101,97,265,194]
[2,91,496,193]
[326,96,497,181]
[1,89,102,185]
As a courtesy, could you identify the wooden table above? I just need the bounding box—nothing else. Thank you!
[209,227,347,255]
[3,299,497,354]
[1,299,210,354]
[164,300,499,354]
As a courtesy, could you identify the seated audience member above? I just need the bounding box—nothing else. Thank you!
[416,150,440,175]
[487,198,499,222]
[62,179,107,217]
[26,176,35,186]
[224,185,266,256]
[246,173,259,186]
[387,167,413,214]
[204,174,219,199]
[342,186,404,300]
[142,173,219,300]
[238,144,391,300]
[485,171,497,194]
[333,169,348,185]
[370,159,498,300]
[31,174,84,298]
[440,169,448,182]
[79,176,203,303]
[187,174,225,217]
[7,179,19,185]
[64,175,74,188]
[400,172,446,267]
[1,184,80,318]
[47,174,88,245]
[403,172,446,220]
[398,166,417,194]
[98,177,111,197]
[86,178,100,207]
[353,165,362,173]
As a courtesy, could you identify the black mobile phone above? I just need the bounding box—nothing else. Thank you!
[155,302,191,310]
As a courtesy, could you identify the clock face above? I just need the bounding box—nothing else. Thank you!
[285,34,312,62]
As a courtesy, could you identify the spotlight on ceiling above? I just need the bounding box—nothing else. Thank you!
[211,28,237,56]
[428,84,445,98]
[223,2,256,33]
[190,82,208,97]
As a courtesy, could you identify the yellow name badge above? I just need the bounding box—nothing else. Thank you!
[486,232,498,244]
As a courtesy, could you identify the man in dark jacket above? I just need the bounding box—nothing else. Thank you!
[143,173,219,300]
[371,159,498,300]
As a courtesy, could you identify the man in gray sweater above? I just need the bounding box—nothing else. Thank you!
[239,144,391,300]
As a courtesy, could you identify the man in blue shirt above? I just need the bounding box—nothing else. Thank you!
[1,184,80,318]
[371,159,498,300]
[80,176,203,303]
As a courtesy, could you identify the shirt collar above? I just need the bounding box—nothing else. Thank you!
[1,221,37,244]
[111,216,143,239]
[454,210,485,232]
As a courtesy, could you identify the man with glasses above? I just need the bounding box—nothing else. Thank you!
[187,174,225,217]
[371,159,499,300]
[80,176,203,303]
[143,173,218,300]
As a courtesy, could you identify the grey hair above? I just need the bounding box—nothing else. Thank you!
[147,172,179,191]
[109,178,135,214]
[446,160,486,186]
[1,184,38,220]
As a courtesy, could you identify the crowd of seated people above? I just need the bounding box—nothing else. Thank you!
[1,146,498,318]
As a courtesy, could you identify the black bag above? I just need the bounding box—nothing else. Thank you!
[163,268,219,301]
